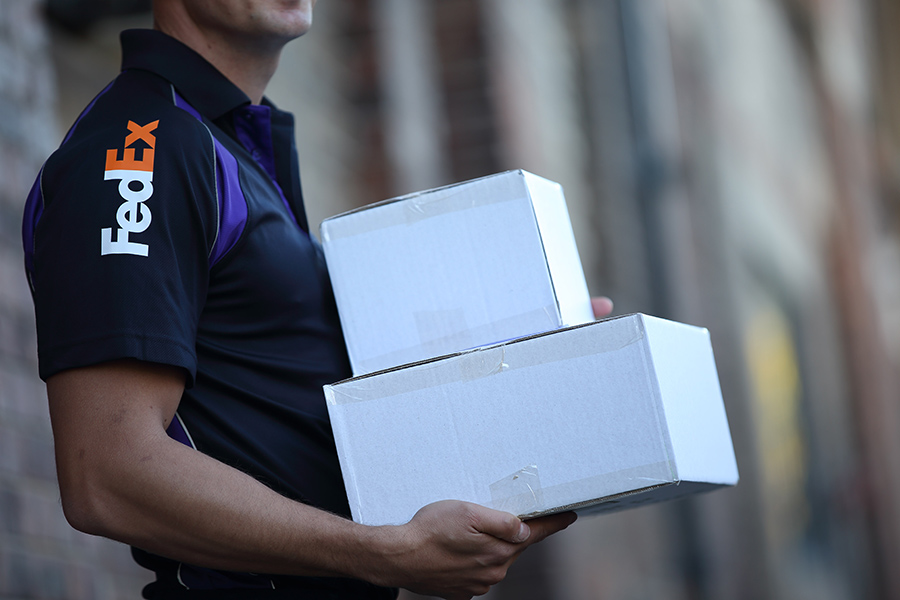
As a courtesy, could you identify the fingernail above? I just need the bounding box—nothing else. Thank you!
[514,521,530,542]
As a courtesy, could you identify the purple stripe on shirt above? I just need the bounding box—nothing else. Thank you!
[172,90,248,267]
[210,142,247,265]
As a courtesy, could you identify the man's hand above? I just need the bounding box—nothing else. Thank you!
[363,501,576,599]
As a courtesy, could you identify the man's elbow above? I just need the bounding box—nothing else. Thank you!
[57,467,120,538]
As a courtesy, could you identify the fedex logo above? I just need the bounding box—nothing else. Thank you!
[101,120,158,256]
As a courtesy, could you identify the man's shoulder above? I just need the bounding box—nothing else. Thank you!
[57,70,211,157]
[44,70,216,189]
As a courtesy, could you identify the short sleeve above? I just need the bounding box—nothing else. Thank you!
[29,77,219,385]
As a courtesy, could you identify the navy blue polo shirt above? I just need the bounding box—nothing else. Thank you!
[23,29,396,599]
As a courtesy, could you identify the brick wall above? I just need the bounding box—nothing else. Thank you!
[0,2,151,598]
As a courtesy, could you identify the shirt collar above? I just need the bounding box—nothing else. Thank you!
[120,29,253,121]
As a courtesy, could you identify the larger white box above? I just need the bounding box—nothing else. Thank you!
[325,314,739,526]
[320,170,593,375]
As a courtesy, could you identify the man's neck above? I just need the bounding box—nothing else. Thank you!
[153,12,282,104]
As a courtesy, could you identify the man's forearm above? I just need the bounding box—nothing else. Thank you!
[65,429,380,579]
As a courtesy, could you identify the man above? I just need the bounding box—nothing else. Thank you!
[23,1,612,598]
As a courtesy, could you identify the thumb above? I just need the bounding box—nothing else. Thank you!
[472,507,531,543]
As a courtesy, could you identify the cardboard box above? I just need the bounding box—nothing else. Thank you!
[324,314,739,526]
[320,170,593,375]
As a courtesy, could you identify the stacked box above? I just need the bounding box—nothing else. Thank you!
[321,170,593,376]
[324,314,739,526]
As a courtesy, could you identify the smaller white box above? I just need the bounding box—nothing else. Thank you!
[320,170,593,375]
[324,314,739,526]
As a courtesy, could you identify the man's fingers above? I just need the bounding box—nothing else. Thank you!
[591,296,614,318]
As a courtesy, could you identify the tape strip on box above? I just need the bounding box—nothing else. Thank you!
[490,465,543,514]
[325,316,645,406]
[351,304,558,376]
[488,460,676,518]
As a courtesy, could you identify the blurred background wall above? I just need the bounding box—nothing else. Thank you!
[2,0,899,598]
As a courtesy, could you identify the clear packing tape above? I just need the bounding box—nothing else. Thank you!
[488,461,676,518]
[351,304,559,378]
[325,317,645,405]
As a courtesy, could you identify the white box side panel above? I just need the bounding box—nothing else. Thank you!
[523,172,593,326]
[640,315,739,485]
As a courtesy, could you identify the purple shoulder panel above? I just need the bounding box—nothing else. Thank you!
[172,90,247,267]
[210,143,247,265]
